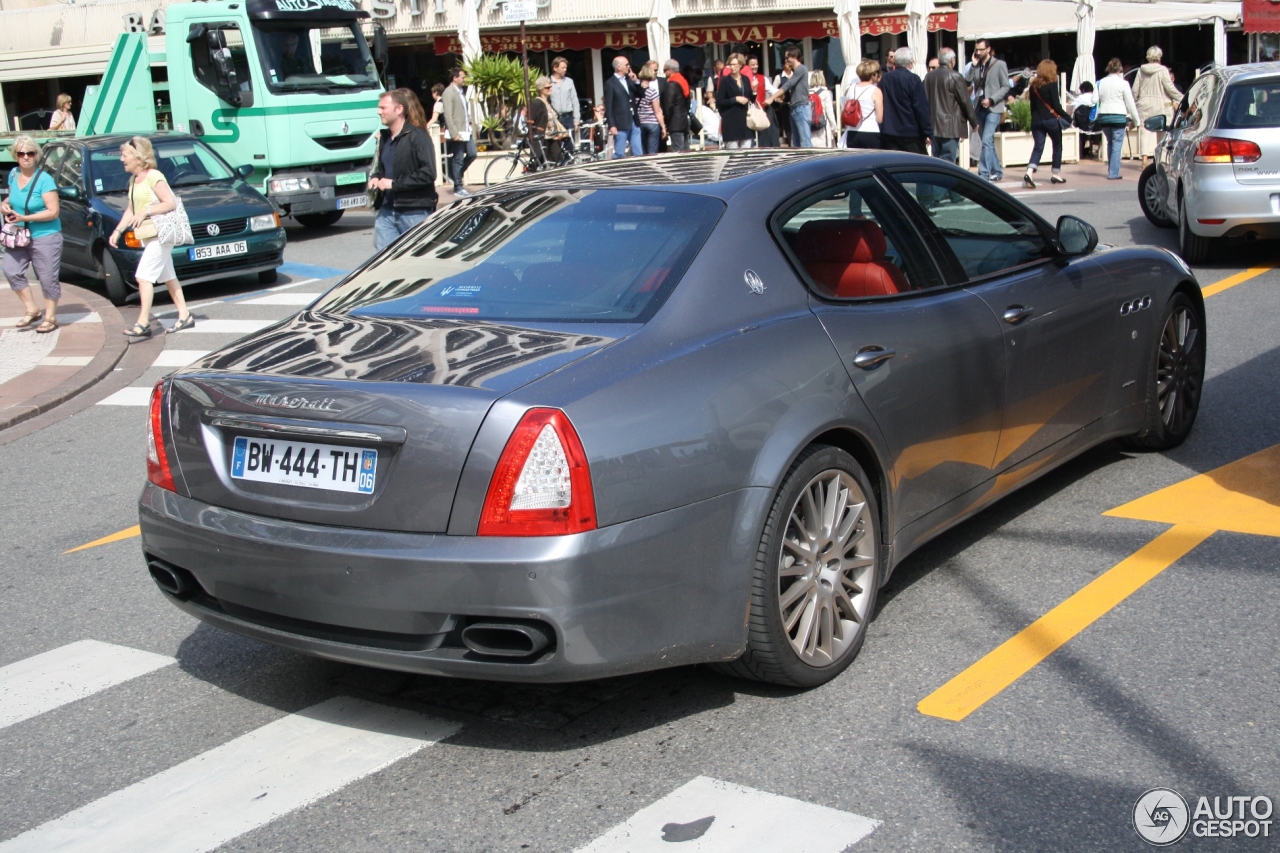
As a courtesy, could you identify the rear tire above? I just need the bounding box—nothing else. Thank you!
[296,211,344,228]
[1177,193,1214,264]
[1138,164,1174,228]
[258,269,279,285]
[713,446,881,688]
[99,249,129,306]
[1125,292,1205,450]
[484,153,523,188]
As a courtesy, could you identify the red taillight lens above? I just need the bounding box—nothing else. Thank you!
[147,381,177,492]
[478,408,596,536]
[1195,137,1262,164]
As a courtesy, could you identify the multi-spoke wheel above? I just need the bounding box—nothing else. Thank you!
[714,446,881,687]
[1138,164,1174,229]
[1126,292,1205,450]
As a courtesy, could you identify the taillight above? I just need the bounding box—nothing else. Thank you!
[147,381,177,492]
[478,408,596,536]
[1194,137,1262,163]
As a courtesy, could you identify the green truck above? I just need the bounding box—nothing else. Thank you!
[4,0,384,227]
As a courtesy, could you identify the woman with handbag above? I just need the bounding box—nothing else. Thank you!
[1023,60,1069,189]
[2,136,63,334]
[110,137,193,338]
[716,54,758,150]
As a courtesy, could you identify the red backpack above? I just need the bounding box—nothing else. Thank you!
[841,95,863,129]
[809,91,825,129]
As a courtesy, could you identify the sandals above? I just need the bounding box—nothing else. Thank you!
[16,311,42,328]
[124,322,152,339]
[167,315,195,334]
[34,318,57,334]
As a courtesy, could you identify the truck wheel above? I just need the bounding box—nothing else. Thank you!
[1138,165,1174,228]
[258,269,279,285]
[1177,193,1214,264]
[712,445,881,688]
[99,249,129,306]
[296,211,343,228]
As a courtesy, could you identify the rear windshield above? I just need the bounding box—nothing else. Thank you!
[1219,79,1280,129]
[312,189,725,323]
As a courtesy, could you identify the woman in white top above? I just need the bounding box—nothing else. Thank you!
[843,60,884,149]
[1095,57,1141,180]
[49,94,75,131]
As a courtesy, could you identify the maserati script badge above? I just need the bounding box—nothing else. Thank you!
[250,394,341,412]
[744,269,765,294]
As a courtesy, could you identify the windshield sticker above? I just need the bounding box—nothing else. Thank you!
[274,0,358,12]
[614,222,638,231]
[439,285,482,298]
[94,179,103,191]
[617,204,664,213]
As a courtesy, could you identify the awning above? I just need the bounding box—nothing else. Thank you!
[0,38,165,84]
[1244,0,1280,33]
[959,0,1240,41]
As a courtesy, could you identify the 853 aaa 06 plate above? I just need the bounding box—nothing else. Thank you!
[230,437,377,495]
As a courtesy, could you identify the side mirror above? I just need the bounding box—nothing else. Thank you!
[237,164,254,178]
[1144,114,1167,132]
[1057,215,1098,256]
[373,24,389,66]
[57,186,80,200]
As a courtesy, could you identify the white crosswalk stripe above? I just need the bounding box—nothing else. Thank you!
[241,292,319,305]
[574,776,880,853]
[96,387,153,406]
[0,640,173,730]
[0,696,459,853]
[151,349,211,368]
[167,319,274,335]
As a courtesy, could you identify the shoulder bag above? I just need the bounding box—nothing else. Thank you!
[1032,86,1072,131]
[1,169,38,250]
[153,194,194,246]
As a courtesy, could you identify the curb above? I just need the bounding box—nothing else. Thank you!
[0,283,128,432]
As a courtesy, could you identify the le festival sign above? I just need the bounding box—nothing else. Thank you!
[432,13,957,53]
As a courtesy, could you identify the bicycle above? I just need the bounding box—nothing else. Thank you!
[482,124,604,188]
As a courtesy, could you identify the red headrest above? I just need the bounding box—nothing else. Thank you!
[795,219,888,265]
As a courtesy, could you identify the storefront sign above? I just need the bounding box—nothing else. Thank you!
[432,12,956,53]
[1244,0,1280,33]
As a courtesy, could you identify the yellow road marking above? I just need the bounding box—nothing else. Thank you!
[63,525,141,554]
[1202,265,1274,299]
[918,525,1213,721]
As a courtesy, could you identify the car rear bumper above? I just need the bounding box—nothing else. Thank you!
[138,483,769,682]
[1187,169,1280,238]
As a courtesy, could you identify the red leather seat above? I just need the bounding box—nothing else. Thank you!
[795,219,910,298]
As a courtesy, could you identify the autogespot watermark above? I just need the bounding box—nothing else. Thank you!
[1133,787,1275,845]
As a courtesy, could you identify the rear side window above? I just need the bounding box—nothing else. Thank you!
[313,189,725,323]
[1219,79,1280,129]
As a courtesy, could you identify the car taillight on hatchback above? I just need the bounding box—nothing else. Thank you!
[147,381,177,492]
[478,408,596,536]
[1194,137,1262,164]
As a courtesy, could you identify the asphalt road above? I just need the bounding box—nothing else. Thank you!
[1,179,1277,853]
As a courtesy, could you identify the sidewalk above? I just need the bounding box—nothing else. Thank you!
[0,281,127,430]
[990,154,1146,190]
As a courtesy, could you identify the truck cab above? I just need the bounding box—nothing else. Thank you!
[79,0,383,227]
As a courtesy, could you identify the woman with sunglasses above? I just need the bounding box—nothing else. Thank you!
[1,136,62,333]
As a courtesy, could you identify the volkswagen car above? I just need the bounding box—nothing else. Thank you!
[36,133,286,305]
[1139,62,1280,263]
[138,151,1206,688]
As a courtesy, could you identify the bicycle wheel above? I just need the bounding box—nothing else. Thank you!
[483,153,524,188]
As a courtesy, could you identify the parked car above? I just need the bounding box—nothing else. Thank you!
[33,133,286,305]
[139,150,1206,688]
[1139,62,1280,263]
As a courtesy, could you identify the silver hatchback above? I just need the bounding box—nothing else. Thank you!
[1139,62,1280,262]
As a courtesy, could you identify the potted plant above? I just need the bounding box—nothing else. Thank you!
[464,53,528,149]
[994,98,1035,167]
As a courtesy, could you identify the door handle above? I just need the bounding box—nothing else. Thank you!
[1002,305,1034,324]
[852,346,896,370]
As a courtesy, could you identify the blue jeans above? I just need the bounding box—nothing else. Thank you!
[1103,124,1127,178]
[1028,118,1063,172]
[374,207,432,251]
[447,138,477,190]
[932,137,959,165]
[790,102,813,148]
[978,108,1002,179]
[612,125,643,158]
[640,122,662,155]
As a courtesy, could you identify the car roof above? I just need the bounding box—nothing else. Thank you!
[74,132,200,152]
[1212,62,1280,85]
[479,149,922,197]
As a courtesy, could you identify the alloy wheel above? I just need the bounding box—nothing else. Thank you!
[1157,304,1202,435]
[777,470,876,667]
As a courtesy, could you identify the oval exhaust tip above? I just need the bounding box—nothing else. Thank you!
[148,560,192,597]
[460,622,553,658]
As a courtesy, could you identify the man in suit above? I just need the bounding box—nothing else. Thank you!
[878,47,933,154]
[441,67,476,195]
[604,56,644,158]
[965,39,1010,181]
[925,47,979,165]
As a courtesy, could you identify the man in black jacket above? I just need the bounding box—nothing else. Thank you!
[924,47,978,165]
[659,59,692,152]
[369,89,437,250]
[878,47,933,154]
[604,56,644,158]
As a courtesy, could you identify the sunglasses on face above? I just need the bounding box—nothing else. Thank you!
[16,151,36,157]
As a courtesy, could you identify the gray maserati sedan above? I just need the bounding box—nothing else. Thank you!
[138,150,1206,688]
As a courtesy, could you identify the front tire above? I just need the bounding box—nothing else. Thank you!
[1177,193,1214,264]
[1125,292,1205,450]
[714,446,881,688]
[1139,165,1174,228]
[483,153,523,188]
[295,211,344,228]
[99,249,129,306]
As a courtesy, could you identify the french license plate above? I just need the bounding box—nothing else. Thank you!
[188,240,248,261]
[335,171,365,186]
[230,436,377,495]
[337,194,367,210]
